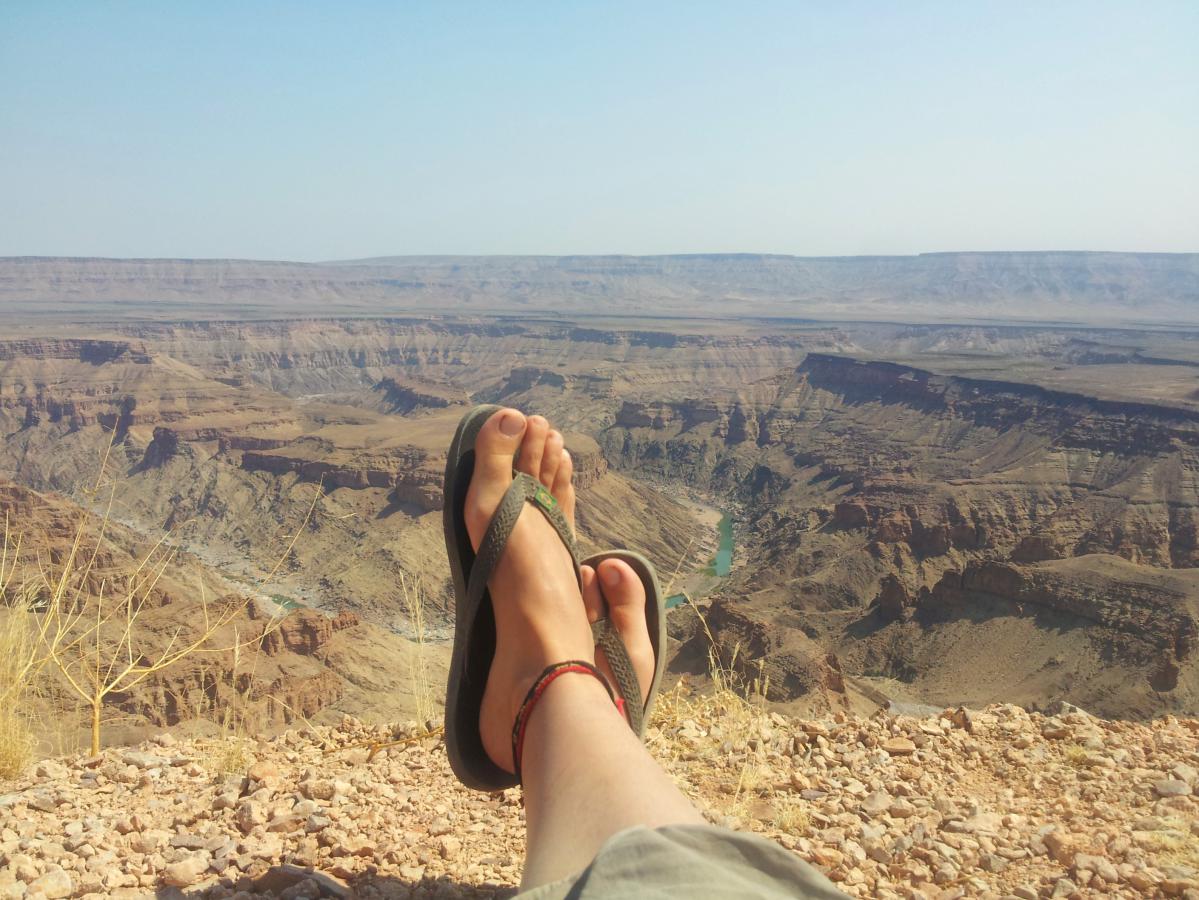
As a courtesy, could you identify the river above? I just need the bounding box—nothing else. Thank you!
[666,510,734,608]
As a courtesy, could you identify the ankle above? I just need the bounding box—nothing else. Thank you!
[512,662,616,779]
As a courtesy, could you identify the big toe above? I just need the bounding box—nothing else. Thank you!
[592,558,655,711]
[464,408,527,547]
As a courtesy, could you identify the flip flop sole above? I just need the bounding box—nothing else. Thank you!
[443,404,516,791]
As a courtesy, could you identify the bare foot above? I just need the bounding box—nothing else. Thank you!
[582,559,656,717]
[510,415,654,719]
[464,409,596,773]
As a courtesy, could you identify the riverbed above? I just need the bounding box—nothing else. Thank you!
[665,499,735,609]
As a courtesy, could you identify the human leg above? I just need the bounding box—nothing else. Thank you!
[461,408,704,888]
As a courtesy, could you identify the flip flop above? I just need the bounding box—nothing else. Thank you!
[442,405,669,790]
[582,549,668,739]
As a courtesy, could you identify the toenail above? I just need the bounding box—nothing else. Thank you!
[500,412,525,436]
[601,565,622,587]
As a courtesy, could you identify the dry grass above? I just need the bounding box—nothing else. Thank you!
[652,598,777,831]
[1141,818,1199,870]
[193,482,332,775]
[211,734,254,777]
[1062,743,1089,768]
[0,435,313,767]
[771,802,811,836]
[0,516,46,778]
[0,706,35,780]
[206,633,257,776]
[399,571,435,727]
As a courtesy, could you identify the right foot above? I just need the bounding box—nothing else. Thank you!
[464,408,657,772]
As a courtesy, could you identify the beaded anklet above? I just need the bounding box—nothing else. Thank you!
[511,660,615,783]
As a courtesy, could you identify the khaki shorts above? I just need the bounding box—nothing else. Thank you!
[519,824,848,899]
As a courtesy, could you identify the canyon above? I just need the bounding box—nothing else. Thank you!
[2,257,1199,749]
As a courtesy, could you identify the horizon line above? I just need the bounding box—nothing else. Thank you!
[3,249,1198,266]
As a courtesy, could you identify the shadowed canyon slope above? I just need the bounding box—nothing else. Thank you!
[2,251,1199,323]
[3,307,1199,737]
[0,477,448,748]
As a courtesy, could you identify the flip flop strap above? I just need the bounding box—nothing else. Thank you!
[466,472,581,615]
[591,617,645,735]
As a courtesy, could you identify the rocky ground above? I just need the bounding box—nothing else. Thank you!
[1,687,1197,900]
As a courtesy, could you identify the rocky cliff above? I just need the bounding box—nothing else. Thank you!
[0,478,448,748]
[5,315,1199,719]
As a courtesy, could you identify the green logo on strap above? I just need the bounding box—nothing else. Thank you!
[533,484,558,512]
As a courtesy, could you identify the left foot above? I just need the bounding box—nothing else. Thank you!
[465,410,595,774]
[581,558,656,719]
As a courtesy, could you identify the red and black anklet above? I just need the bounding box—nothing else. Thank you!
[511,659,615,783]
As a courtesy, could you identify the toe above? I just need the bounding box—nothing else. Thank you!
[464,408,526,548]
[594,558,655,710]
[581,564,603,624]
[553,450,575,527]
[540,430,564,488]
[517,415,549,479]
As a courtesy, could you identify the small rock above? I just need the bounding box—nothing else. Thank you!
[953,811,1003,834]
[980,853,1008,873]
[26,793,56,813]
[1041,719,1071,740]
[1154,779,1192,798]
[1172,763,1198,785]
[7,853,38,883]
[438,836,461,860]
[889,799,917,818]
[1074,853,1119,884]
[213,791,239,810]
[1051,877,1078,898]
[129,830,169,854]
[248,761,280,783]
[237,799,268,833]
[299,779,336,801]
[934,863,958,884]
[121,750,169,769]
[162,853,210,887]
[34,761,67,780]
[861,791,891,816]
[1161,878,1199,898]
[808,846,844,868]
[28,869,71,900]
[883,737,917,756]
[1044,831,1078,867]
[253,865,352,899]
[306,814,333,833]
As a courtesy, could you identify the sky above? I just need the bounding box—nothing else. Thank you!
[1,2,1196,260]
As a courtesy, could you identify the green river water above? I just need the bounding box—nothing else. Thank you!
[666,512,733,609]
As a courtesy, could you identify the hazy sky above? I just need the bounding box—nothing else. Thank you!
[2,2,1196,259]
